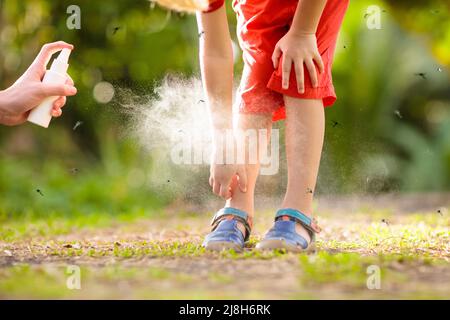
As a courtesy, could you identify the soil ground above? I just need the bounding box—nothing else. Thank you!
[1,194,449,299]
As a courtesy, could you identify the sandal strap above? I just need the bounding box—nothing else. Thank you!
[211,207,252,242]
[275,208,321,239]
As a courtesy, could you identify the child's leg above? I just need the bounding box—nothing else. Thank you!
[225,113,272,235]
[282,96,325,242]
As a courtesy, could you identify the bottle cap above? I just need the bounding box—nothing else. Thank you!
[50,48,71,74]
[57,48,71,64]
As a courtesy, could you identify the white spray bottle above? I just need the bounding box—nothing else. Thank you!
[27,48,72,128]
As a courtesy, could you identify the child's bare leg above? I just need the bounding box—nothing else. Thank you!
[225,114,272,235]
[282,96,325,242]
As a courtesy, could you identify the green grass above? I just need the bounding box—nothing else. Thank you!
[0,209,161,242]
[0,182,448,299]
[1,207,449,260]
[1,250,448,299]
[0,264,198,299]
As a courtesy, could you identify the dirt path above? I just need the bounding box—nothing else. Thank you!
[1,196,449,299]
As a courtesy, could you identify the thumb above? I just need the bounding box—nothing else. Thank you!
[237,166,248,193]
[40,83,77,97]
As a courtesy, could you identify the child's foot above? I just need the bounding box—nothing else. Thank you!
[202,207,252,252]
[256,208,321,253]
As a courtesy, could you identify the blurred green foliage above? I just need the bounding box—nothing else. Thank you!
[321,0,450,193]
[385,0,450,65]
[0,0,449,217]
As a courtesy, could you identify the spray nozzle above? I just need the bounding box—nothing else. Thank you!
[57,48,71,64]
[49,48,71,74]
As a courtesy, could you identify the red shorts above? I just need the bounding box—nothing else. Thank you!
[232,0,349,121]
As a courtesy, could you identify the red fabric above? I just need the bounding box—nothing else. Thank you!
[204,0,225,13]
[232,0,349,121]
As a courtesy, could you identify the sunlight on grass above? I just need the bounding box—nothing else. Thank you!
[0,207,448,299]
[0,209,160,242]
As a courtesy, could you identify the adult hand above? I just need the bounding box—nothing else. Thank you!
[0,41,77,126]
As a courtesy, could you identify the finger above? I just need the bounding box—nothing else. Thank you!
[282,55,292,89]
[41,83,77,97]
[65,74,74,86]
[52,96,66,110]
[213,181,221,196]
[219,184,231,199]
[315,53,325,74]
[294,59,305,93]
[229,175,238,197]
[272,46,281,69]
[305,59,318,88]
[209,176,214,187]
[53,96,66,105]
[31,41,74,69]
[237,167,247,193]
[51,108,62,117]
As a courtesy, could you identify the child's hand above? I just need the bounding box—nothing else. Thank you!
[210,148,247,199]
[272,32,324,93]
[0,41,77,126]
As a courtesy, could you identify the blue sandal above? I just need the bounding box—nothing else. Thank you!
[202,207,252,252]
[256,208,321,252]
